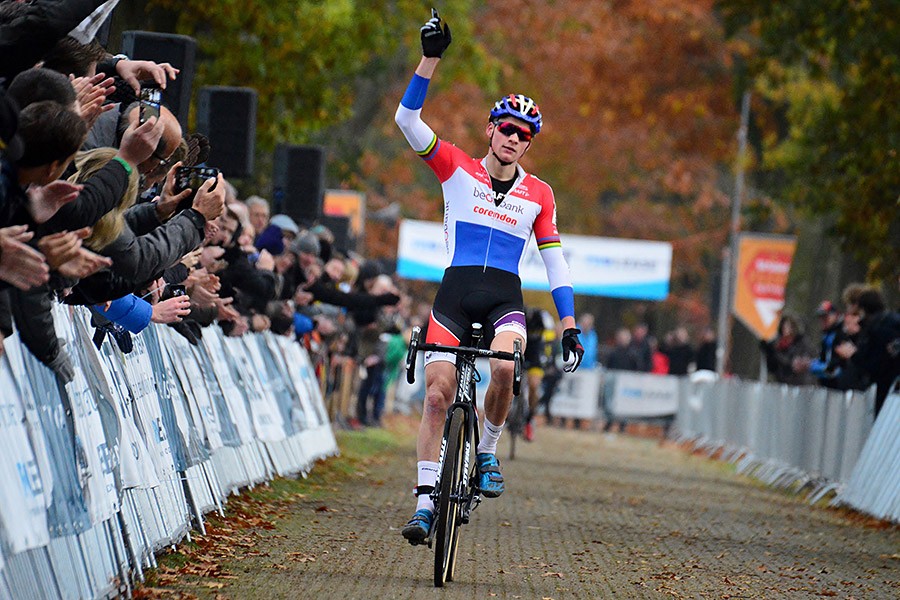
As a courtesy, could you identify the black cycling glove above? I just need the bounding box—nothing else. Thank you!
[561,327,584,373]
[421,9,452,58]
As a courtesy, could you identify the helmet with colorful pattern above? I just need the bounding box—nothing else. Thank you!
[489,93,542,135]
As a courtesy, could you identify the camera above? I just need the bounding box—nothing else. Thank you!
[173,166,220,212]
[139,87,161,124]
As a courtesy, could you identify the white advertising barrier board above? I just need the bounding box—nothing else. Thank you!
[0,355,50,552]
[397,219,673,300]
[159,326,225,451]
[223,336,286,443]
[549,368,603,420]
[76,309,160,491]
[202,328,256,443]
[53,305,119,524]
[608,371,680,418]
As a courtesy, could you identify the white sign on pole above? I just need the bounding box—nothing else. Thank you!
[608,371,680,418]
[397,219,672,300]
[549,368,603,420]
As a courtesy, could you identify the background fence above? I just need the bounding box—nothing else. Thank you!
[0,305,337,600]
[550,368,898,523]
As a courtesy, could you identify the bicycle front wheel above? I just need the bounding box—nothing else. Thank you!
[434,406,466,587]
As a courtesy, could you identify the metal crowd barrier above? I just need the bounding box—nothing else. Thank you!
[548,368,894,522]
[834,391,900,522]
[0,304,338,599]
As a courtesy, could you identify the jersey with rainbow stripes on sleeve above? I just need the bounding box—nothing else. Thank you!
[395,73,575,321]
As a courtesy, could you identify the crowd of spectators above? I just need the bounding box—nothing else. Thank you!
[762,285,899,417]
[0,0,419,431]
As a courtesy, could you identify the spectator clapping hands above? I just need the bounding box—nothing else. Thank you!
[0,226,49,290]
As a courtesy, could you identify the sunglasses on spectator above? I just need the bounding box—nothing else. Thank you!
[152,150,172,169]
[494,121,533,142]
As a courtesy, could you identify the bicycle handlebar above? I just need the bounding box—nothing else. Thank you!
[405,325,522,392]
[415,342,517,362]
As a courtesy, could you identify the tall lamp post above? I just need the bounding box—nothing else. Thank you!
[716,91,751,376]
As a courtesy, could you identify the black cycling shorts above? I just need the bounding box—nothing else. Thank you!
[425,266,526,364]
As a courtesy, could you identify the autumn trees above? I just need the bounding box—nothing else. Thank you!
[138,0,895,326]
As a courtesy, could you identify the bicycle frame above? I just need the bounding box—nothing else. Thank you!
[404,324,522,541]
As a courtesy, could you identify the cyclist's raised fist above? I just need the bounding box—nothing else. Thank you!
[561,328,585,372]
[421,8,452,58]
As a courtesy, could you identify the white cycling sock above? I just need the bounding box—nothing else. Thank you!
[416,461,439,512]
[477,418,505,455]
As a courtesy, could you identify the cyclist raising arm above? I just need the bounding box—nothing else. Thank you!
[396,10,584,545]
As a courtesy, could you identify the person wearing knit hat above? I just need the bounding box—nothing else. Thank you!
[291,230,320,258]
[269,214,299,239]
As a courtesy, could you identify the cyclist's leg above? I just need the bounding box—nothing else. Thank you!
[477,323,525,498]
[404,310,462,543]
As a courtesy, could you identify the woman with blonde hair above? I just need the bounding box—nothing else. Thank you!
[64,149,226,304]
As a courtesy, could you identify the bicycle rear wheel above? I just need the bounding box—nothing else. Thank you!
[434,406,466,587]
[507,394,522,460]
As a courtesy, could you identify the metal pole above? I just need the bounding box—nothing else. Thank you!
[716,91,751,375]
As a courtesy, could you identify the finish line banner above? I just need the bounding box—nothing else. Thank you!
[397,219,672,300]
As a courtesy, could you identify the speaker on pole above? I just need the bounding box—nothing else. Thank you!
[120,31,196,127]
[272,144,325,226]
[197,87,257,178]
[317,215,354,256]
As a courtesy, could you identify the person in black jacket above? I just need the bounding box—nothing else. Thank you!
[836,288,900,418]
[7,101,161,382]
[0,0,108,83]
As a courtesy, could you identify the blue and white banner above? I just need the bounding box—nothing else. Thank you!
[608,371,680,418]
[397,219,673,300]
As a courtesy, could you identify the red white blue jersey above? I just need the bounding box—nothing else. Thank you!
[395,74,575,320]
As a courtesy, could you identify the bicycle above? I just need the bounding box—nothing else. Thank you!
[404,322,522,587]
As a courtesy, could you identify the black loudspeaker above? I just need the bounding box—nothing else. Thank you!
[196,87,257,178]
[272,144,325,226]
[120,31,196,127]
[317,215,354,255]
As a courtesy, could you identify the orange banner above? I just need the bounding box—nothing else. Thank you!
[322,190,365,236]
[732,233,797,341]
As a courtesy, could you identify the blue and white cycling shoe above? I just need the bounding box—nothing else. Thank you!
[476,452,505,498]
[402,508,433,545]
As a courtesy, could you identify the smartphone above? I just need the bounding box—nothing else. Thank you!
[160,283,187,302]
[139,87,162,124]
[173,166,220,212]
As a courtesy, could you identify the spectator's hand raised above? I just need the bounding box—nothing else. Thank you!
[71,73,115,128]
[151,295,192,324]
[192,173,226,221]
[255,249,275,271]
[180,248,202,270]
[293,288,313,306]
[117,115,164,167]
[216,296,241,322]
[37,228,89,270]
[226,316,250,337]
[200,245,226,272]
[26,180,83,223]
[0,226,49,290]
[56,246,113,279]
[250,314,271,332]
[156,162,191,221]
[203,221,219,242]
[116,59,179,94]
